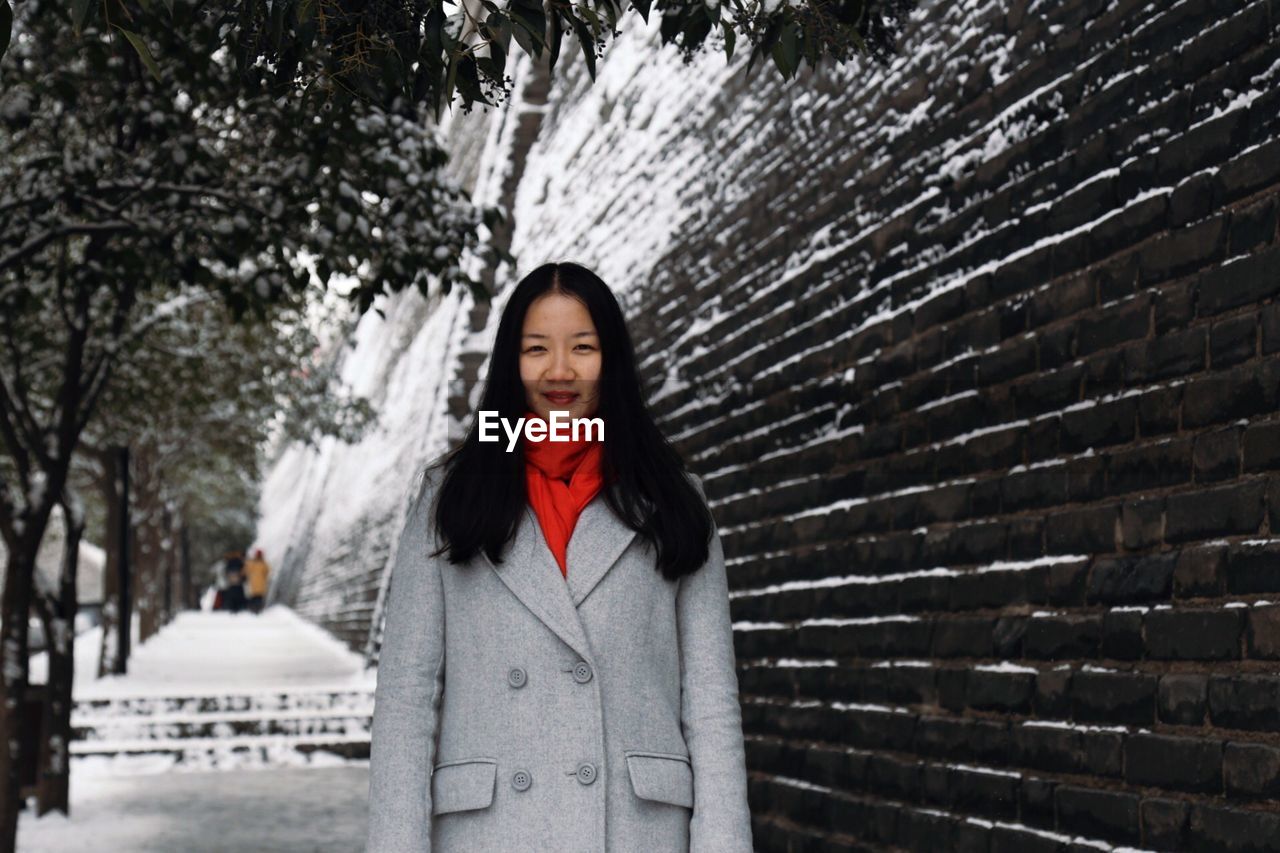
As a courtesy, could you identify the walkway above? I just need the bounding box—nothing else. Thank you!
[19,605,376,852]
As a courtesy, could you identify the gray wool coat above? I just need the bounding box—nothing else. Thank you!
[365,464,754,853]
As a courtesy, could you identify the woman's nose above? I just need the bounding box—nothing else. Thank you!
[546,350,575,379]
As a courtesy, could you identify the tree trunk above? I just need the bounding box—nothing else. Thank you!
[0,499,55,850]
[95,447,123,679]
[179,521,194,610]
[134,443,163,644]
[32,494,83,815]
[162,503,174,622]
[0,547,37,843]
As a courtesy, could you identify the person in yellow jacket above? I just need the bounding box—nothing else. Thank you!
[243,548,271,614]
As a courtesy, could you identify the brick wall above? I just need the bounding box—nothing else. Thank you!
[620,0,1280,849]
[263,0,1280,847]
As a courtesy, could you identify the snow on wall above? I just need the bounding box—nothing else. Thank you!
[252,74,532,650]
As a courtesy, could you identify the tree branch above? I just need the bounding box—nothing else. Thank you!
[0,222,136,276]
[0,472,18,552]
[0,311,48,475]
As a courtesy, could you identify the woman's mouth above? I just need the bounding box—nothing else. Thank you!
[544,392,578,405]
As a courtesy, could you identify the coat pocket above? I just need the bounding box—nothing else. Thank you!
[431,757,498,815]
[623,750,694,809]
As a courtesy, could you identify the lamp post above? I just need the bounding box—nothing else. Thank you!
[115,445,131,675]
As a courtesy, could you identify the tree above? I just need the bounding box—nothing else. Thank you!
[0,1,498,844]
[0,0,917,119]
[82,288,374,673]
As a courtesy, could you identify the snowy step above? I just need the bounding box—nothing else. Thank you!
[73,686,375,720]
[73,707,373,743]
[70,733,370,772]
[56,609,380,773]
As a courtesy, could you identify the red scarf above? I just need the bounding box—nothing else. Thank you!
[522,410,604,578]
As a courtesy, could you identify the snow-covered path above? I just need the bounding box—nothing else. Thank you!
[19,605,378,851]
[73,604,377,698]
[18,765,370,852]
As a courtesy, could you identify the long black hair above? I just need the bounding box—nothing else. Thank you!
[424,261,713,582]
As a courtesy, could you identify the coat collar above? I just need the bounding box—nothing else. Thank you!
[483,493,637,663]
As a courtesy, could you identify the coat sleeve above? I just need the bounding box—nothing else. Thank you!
[677,474,754,852]
[366,474,446,853]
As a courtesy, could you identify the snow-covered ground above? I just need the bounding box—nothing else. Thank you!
[19,606,377,851]
[30,601,376,695]
[18,764,370,852]
[63,605,376,699]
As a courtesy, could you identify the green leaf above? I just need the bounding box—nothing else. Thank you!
[381,45,406,100]
[486,11,512,54]
[510,16,536,56]
[758,15,783,57]
[412,65,433,104]
[744,42,761,78]
[770,19,799,79]
[454,54,490,106]
[477,19,506,79]
[599,0,618,33]
[659,7,682,44]
[682,6,712,53]
[577,3,600,32]
[443,52,458,109]
[424,5,445,58]
[269,0,287,49]
[72,0,92,36]
[0,1,10,65]
[509,0,546,55]
[722,18,734,61]
[801,25,819,69]
[568,14,596,81]
[116,27,162,82]
[547,6,562,75]
[849,0,867,28]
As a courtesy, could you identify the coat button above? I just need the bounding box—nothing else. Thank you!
[575,762,597,785]
[572,661,592,683]
[511,769,532,791]
[508,667,527,688]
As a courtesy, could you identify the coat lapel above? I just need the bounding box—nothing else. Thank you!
[484,494,638,662]
[564,493,638,607]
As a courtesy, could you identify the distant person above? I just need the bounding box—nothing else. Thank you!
[222,551,248,613]
[243,548,271,614]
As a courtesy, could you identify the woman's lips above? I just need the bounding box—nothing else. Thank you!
[544,392,578,404]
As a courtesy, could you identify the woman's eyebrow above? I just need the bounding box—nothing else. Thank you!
[522,331,598,338]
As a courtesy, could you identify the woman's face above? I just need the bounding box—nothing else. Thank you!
[520,292,602,423]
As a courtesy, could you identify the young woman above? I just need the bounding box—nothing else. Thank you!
[366,262,753,852]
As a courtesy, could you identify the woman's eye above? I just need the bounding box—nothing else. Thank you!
[575,344,596,352]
